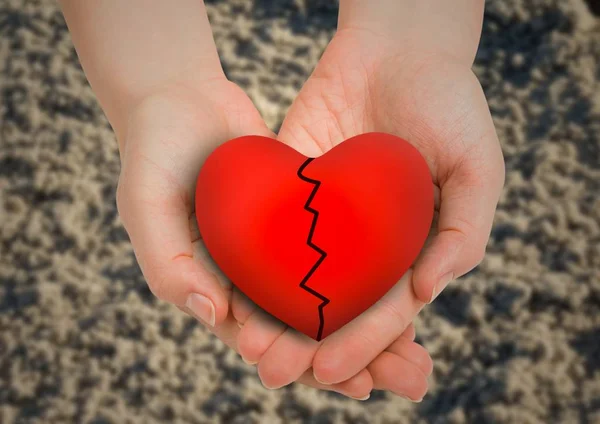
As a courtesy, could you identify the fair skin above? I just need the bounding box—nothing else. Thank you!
[60,0,504,401]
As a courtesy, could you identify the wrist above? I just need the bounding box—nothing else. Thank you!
[110,69,227,145]
[112,74,228,151]
[338,0,485,66]
[60,0,226,145]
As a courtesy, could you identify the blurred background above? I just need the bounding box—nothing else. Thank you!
[1,0,599,423]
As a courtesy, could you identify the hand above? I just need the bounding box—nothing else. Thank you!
[115,77,432,400]
[234,272,431,401]
[235,26,504,394]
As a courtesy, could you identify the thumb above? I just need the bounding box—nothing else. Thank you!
[116,161,229,328]
[413,147,505,303]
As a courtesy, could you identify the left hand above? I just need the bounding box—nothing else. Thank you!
[234,25,504,394]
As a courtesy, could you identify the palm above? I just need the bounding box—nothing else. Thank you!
[280,29,497,176]
[280,28,504,300]
[117,79,274,345]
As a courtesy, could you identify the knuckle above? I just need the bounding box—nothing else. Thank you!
[401,366,428,401]
[377,297,409,330]
[410,343,434,375]
[471,243,487,267]
[145,269,170,302]
[452,216,478,243]
[237,331,264,363]
[313,352,342,383]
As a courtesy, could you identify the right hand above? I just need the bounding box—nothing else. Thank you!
[116,77,432,400]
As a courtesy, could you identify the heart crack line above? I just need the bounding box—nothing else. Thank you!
[297,158,330,341]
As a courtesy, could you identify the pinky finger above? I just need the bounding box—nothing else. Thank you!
[231,288,258,327]
[296,368,374,401]
[368,352,428,402]
[400,322,416,341]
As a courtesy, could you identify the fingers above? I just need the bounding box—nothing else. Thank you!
[236,310,286,365]
[181,303,374,400]
[238,322,431,401]
[312,270,423,385]
[297,339,430,402]
[180,304,241,350]
[257,329,320,389]
[368,352,428,402]
[386,336,433,377]
[179,302,373,400]
[117,155,230,329]
[118,195,230,327]
[400,322,416,341]
[234,305,373,399]
[233,305,431,401]
[412,140,505,303]
[297,368,374,401]
[231,288,257,326]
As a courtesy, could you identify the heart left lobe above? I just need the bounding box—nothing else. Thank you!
[196,135,325,339]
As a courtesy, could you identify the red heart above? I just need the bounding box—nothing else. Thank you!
[195,132,433,340]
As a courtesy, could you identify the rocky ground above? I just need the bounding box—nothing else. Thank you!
[1,0,599,423]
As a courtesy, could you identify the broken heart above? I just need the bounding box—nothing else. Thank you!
[195,132,434,340]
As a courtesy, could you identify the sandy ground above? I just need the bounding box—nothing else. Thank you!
[1,0,599,423]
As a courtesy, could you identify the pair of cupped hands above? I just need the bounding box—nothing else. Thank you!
[116,29,504,401]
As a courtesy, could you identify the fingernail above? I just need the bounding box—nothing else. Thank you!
[241,357,257,366]
[429,272,454,303]
[349,393,370,401]
[313,371,332,385]
[400,395,423,403]
[186,293,216,327]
